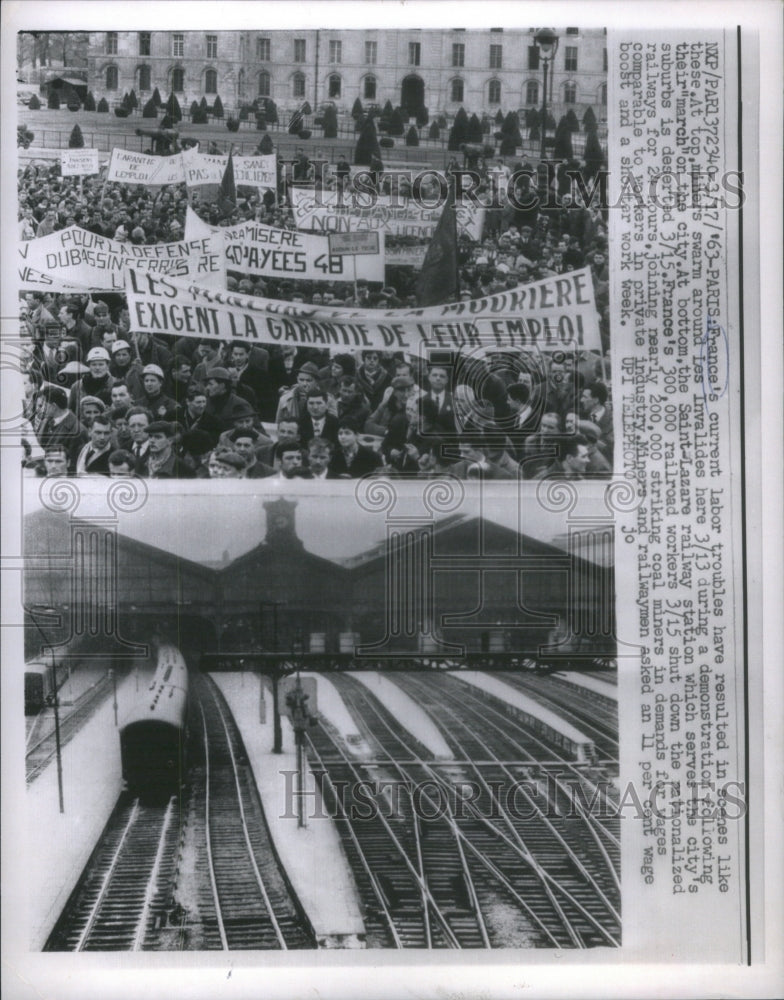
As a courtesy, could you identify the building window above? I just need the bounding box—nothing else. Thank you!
[205,68,217,94]
[172,34,184,58]
[525,80,538,105]
[329,73,341,99]
[450,78,464,103]
[603,48,608,71]
[257,37,270,61]
[452,43,464,67]
[294,38,306,62]
[363,75,376,100]
[489,44,503,69]
[106,32,118,55]
[258,71,271,97]
[488,79,501,104]
[564,82,577,104]
[293,72,305,99]
[409,42,420,66]
[329,40,342,63]
[599,82,607,105]
[565,46,578,72]
[206,34,217,59]
[105,65,118,90]
[172,67,185,92]
[365,40,377,64]
[566,27,579,35]
[138,65,151,91]
[527,46,539,70]
[139,32,151,57]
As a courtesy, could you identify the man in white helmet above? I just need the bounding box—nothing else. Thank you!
[68,346,116,413]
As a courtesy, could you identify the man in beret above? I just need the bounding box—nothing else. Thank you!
[199,367,248,443]
[275,361,330,423]
[226,428,274,478]
[206,449,246,479]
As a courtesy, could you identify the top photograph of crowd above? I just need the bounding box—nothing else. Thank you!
[16,27,612,482]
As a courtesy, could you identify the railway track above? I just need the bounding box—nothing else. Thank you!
[384,672,621,948]
[45,795,180,951]
[305,706,487,949]
[190,673,315,950]
[494,671,619,762]
[26,675,113,784]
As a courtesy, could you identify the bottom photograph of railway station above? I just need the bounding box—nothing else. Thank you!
[22,485,620,951]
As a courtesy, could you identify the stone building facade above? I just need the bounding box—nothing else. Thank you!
[87,28,607,120]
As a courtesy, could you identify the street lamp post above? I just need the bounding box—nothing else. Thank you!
[260,601,285,753]
[535,28,560,163]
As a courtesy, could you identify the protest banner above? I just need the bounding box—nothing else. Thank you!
[60,148,99,177]
[290,187,485,241]
[106,148,185,186]
[17,227,225,291]
[384,244,428,267]
[181,147,276,193]
[125,266,600,352]
[184,208,385,283]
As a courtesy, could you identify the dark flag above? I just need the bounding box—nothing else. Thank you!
[217,149,236,218]
[288,106,304,135]
[415,176,460,307]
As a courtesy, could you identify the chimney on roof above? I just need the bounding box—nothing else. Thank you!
[263,498,303,549]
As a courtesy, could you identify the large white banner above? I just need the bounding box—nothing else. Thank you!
[290,186,485,241]
[17,227,225,291]
[181,147,276,192]
[125,266,599,352]
[106,148,185,186]
[184,207,385,283]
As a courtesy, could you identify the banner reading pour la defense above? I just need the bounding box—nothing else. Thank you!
[126,266,600,352]
[17,226,225,291]
[290,186,486,241]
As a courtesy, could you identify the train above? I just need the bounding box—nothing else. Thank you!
[119,644,189,799]
[457,674,597,765]
[24,657,70,715]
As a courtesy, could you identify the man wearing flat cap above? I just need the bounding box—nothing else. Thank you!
[35,384,87,474]
[199,367,249,443]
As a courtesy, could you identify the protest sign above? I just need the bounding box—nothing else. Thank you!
[184,208,385,283]
[290,187,485,241]
[125,266,599,352]
[17,227,225,291]
[106,148,185,186]
[60,148,99,177]
[182,147,276,193]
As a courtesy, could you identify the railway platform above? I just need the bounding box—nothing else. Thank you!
[22,671,140,951]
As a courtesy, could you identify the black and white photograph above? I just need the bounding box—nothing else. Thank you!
[22,484,619,953]
[13,24,613,484]
[2,3,782,1000]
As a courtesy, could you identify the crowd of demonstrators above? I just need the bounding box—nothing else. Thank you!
[18,145,613,481]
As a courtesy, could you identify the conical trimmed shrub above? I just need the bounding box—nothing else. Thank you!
[83,91,95,111]
[165,92,182,123]
[97,97,110,113]
[405,125,419,147]
[213,95,224,119]
[142,97,157,118]
[28,94,41,110]
[152,87,162,107]
[68,123,85,148]
[323,103,338,138]
[354,115,381,166]
[351,97,364,119]
[48,89,61,109]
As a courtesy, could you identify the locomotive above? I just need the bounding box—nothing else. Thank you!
[119,644,189,799]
